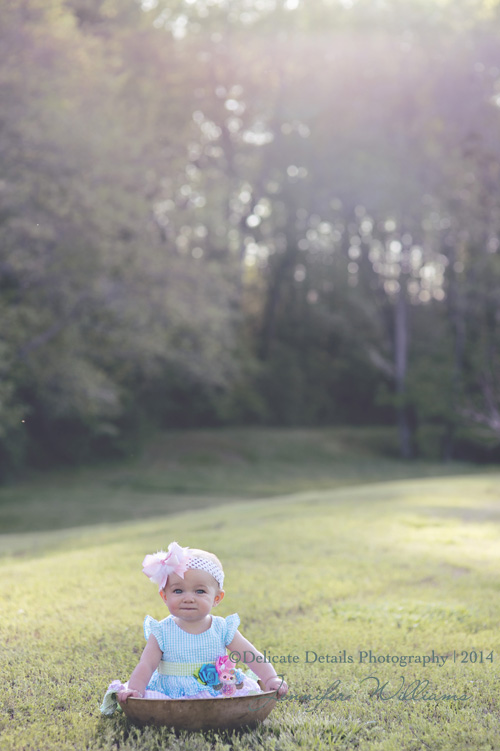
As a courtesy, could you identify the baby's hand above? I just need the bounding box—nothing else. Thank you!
[265,676,288,697]
[117,688,144,703]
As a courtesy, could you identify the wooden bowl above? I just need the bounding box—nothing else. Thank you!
[120,684,279,731]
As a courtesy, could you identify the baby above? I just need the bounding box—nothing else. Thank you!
[101,542,288,712]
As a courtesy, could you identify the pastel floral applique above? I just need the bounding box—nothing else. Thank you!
[194,663,221,689]
[194,657,244,696]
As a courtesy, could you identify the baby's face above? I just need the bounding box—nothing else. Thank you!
[161,569,223,623]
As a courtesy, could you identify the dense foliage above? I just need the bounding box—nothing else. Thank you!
[2,0,500,475]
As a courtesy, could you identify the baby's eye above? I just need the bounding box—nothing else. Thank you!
[196,589,206,594]
[173,589,183,594]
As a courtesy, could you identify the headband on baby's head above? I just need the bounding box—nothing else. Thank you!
[142,541,225,591]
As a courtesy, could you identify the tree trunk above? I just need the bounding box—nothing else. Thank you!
[394,283,413,458]
[258,244,296,361]
[442,245,466,461]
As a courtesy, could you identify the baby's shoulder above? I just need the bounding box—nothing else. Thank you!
[212,612,238,625]
[143,614,173,643]
[144,614,171,626]
[212,613,240,641]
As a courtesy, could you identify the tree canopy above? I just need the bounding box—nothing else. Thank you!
[2,0,500,475]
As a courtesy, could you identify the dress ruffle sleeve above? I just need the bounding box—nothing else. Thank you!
[224,613,240,645]
[144,615,164,651]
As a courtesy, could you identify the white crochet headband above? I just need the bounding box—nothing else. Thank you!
[187,556,225,589]
[142,542,225,591]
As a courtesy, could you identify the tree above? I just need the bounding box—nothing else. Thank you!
[0,0,238,473]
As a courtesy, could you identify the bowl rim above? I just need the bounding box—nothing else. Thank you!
[124,687,278,705]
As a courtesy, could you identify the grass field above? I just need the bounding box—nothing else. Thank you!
[0,427,489,540]
[1,429,499,750]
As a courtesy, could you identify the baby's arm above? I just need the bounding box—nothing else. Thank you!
[117,634,162,703]
[228,631,288,697]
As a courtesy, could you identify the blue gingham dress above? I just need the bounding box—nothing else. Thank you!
[145,613,245,698]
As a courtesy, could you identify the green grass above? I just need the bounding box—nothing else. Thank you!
[1,448,499,750]
[0,427,490,542]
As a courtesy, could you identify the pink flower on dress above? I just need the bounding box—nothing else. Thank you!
[215,655,232,674]
[142,541,191,591]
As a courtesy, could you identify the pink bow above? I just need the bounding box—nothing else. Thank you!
[142,542,191,591]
